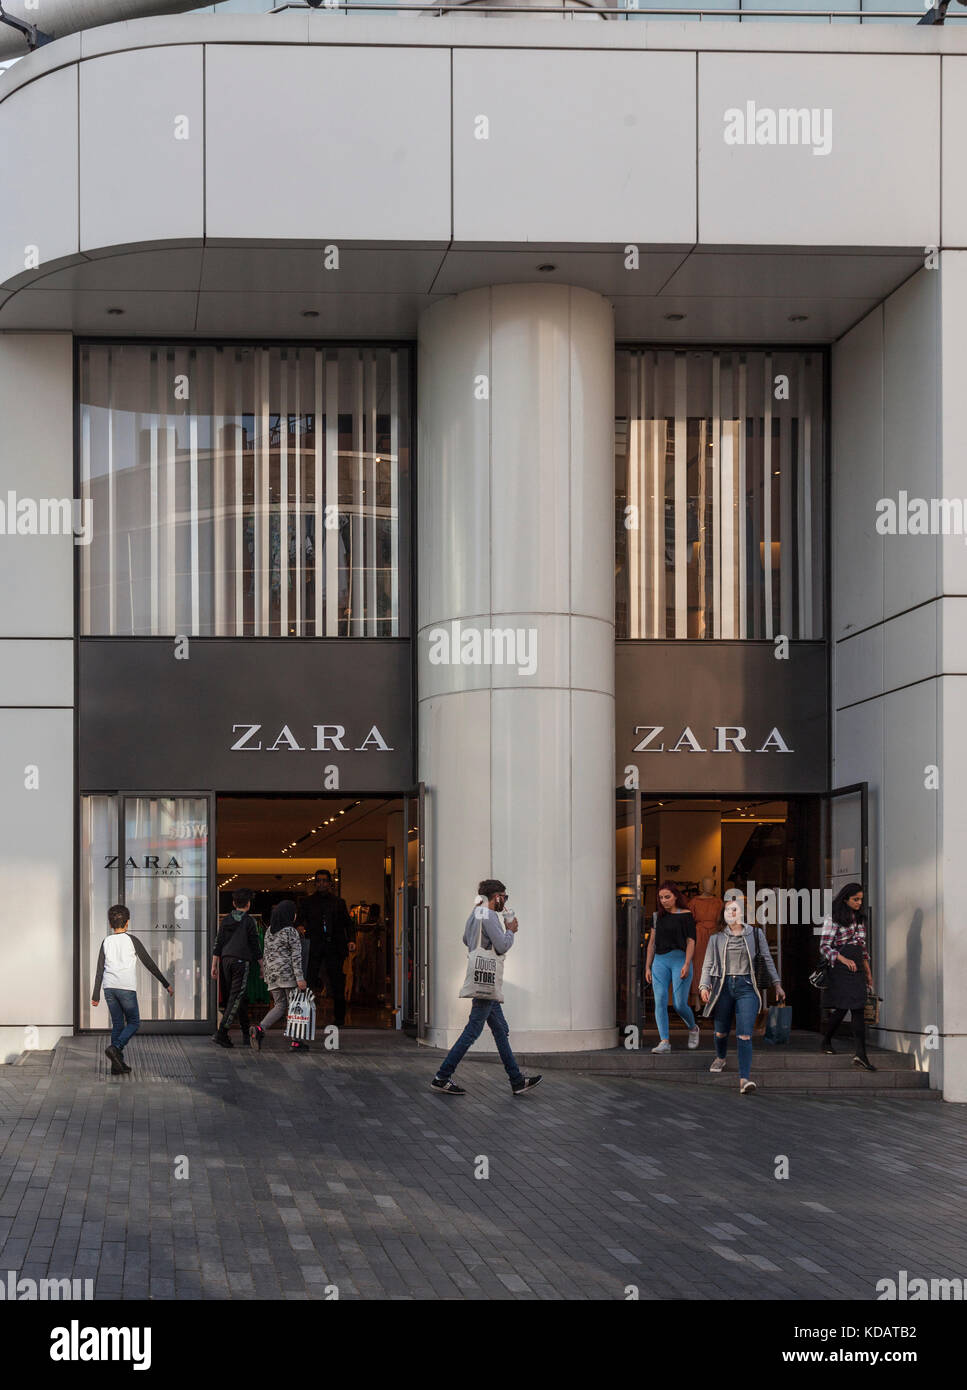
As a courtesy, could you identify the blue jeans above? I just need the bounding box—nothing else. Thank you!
[712,975,758,1080]
[103,988,140,1051]
[652,950,696,1038]
[437,1000,524,1087]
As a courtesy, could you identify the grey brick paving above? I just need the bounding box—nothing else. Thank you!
[0,1034,965,1300]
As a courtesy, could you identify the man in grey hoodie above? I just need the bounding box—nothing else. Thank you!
[430,878,542,1097]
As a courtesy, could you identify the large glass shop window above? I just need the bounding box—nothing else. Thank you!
[615,349,825,640]
[79,796,210,1028]
[78,344,411,637]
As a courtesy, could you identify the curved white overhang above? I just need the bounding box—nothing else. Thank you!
[0,16,955,339]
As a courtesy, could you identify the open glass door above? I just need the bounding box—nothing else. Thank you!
[616,786,642,1034]
[823,782,871,954]
[401,783,427,1037]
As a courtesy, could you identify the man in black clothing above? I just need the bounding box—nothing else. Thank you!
[211,888,263,1048]
[296,869,356,1028]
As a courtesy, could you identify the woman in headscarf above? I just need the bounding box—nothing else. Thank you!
[251,899,307,1051]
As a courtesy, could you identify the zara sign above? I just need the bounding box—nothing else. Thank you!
[617,642,827,794]
[79,639,414,792]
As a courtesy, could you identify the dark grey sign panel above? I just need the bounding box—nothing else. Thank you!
[79,639,413,792]
[616,641,828,794]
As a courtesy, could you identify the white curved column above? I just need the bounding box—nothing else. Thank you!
[418,284,616,1052]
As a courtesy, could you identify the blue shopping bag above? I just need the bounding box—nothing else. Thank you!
[763,1004,792,1045]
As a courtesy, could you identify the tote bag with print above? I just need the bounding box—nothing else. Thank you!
[459,909,505,1003]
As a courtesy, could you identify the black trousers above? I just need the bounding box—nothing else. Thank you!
[219,957,250,1035]
[307,946,347,1027]
[823,1007,868,1059]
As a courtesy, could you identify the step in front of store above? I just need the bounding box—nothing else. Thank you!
[452,1030,933,1094]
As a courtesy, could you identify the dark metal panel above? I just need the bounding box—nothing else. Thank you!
[616,640,829,795]
[78,637,413,793]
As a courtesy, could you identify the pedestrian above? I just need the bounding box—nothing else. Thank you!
[645,880,700,1054]
[251,899,308,1052]
[91,903,173,1075]
[430,879,542,1097]
[819,882,876,1072]
[699,897,784,1094]
[295,869,356,1029]
[211,888,263,1048]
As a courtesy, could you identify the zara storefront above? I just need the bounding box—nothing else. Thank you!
[1,12,965,1096]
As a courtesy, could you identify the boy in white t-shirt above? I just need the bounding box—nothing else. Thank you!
[91,904,173,1075]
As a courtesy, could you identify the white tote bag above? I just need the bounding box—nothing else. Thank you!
[459,906,505,1003]
[285,988,316,1041]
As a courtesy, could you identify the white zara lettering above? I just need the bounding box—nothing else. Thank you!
[632,724,793,753]
[230,724,393,753]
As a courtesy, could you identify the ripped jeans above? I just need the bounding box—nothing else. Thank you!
[712,974,759,1080]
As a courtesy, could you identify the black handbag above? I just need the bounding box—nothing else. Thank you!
[809,962,831,990]
[751,927,772,997]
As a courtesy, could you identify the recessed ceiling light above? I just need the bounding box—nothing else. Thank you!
[663,313,685,322]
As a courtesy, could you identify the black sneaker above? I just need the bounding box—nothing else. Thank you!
[512,1075,543,1096]
[821,1042,836,1055]
[214,1030,233,1049]
[852,1055,877,1073]
[251,1025,263,1052]
[430,1076,466,1095]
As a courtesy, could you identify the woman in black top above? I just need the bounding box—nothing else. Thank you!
[645,880,700,1054]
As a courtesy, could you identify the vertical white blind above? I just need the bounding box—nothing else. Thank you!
[79,343,410,638]
[616,348,824,641]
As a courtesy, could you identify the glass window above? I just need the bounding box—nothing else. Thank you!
[79,795,210,1027]
[615,348,825,640]
[78,343,411,637]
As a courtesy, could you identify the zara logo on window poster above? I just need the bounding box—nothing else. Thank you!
[632,725,793,754]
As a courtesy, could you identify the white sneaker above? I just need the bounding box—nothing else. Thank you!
[651,1039,671,1054]
[688,1026,701,1049]
[709,1056,726,1073]
[740,1078,757,1095]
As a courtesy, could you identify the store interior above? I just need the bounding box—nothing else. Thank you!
[617,797,822,1030]
[216,795,417,1030]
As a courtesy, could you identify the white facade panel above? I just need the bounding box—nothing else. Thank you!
[699,54,939,246]
[452,50,696,245]
[79,46,204,251]
[0,335,75,638]
[205,46,451,242]
[0,65,78,288]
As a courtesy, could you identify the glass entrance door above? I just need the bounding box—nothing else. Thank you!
[79,794,213,1031]
[401,783,427,1038]
[616,786,643,1034]
[823,781,870,944]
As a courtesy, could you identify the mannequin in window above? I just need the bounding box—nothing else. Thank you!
[688,877,724,1011]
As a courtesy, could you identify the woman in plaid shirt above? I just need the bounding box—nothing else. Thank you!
[819,882,875,1071]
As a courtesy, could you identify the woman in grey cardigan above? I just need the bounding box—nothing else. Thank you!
[698,898,785,1094]
[251,900,307,1051]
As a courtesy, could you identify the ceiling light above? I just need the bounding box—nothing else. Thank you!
[663,313,685,322]
[788,314,809,323]
[302,310,320,319]
[106,307,124,316]
[537,264,556,273]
